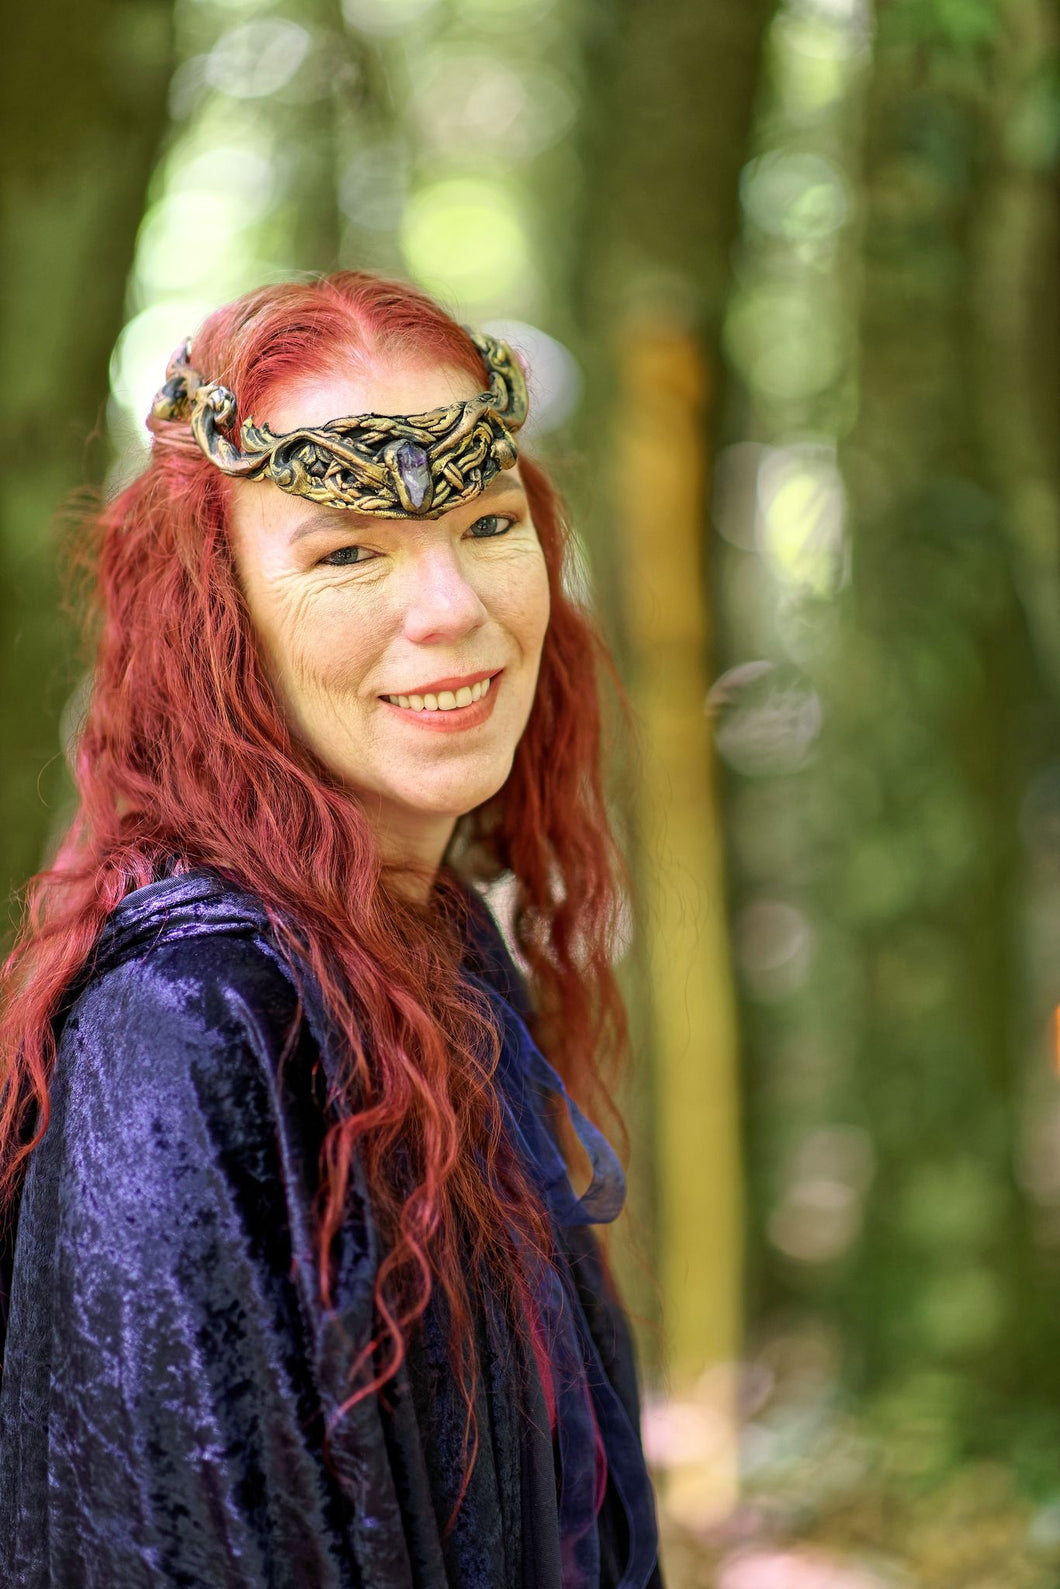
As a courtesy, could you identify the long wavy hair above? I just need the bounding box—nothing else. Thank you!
[0,271,633,1523]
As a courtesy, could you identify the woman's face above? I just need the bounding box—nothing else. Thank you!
[226,359,551,872]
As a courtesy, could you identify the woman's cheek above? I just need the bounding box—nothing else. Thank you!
[521,562,552,656]
[285,589,379,690]
[489,548,549,646]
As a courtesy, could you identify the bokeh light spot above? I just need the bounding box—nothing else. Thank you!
[205,20,311,99]
[340,140,410,231]
[755,442,848,596]
[401,178,532,309]
[741,150,848,240]
[110,298,217,443]
[452,0,558,26]
[412,51,575,163]
[342,0,442,35]
[479,318,581,437]
[709,661,823,776]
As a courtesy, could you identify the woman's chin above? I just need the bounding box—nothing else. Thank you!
[407,777,508,822]
[351,767,510,829]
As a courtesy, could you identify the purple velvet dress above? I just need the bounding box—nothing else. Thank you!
[0,868,664,1587]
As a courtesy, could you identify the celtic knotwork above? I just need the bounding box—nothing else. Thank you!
[148,330,530,519]
[466,327,529,430]
[150,340,250,476]
[150,340,202,422]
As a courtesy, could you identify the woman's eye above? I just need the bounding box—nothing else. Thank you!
[468,513,516,538]
[319,545,375,567]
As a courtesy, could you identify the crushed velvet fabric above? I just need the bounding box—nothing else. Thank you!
[0,869,664,1588]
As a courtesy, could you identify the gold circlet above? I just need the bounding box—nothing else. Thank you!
[150,329,529,519]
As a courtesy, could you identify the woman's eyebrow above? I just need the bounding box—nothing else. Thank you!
[287,506,377,544]
[477,477,526,506]
[286,476,527,546]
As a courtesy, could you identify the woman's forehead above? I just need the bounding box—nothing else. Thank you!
[261,361,483,433]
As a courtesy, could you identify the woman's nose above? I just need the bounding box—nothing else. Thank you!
[400,545,488,645]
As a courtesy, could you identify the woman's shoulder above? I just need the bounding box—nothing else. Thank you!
[56,867,311,1114]
[84,865,285,978]
[40,869,330,1244]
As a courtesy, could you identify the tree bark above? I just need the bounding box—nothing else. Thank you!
[826,2,1060,1444]
[567,0,773,1520]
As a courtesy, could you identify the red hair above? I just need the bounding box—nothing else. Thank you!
[0,272,633,1525]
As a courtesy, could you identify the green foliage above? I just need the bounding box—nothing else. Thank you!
[878,0,1002,53]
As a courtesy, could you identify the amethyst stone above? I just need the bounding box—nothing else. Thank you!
[395,442,431,509]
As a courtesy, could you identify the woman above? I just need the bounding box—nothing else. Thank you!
[0,272,664,1588]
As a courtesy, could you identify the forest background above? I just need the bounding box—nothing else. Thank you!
[3,0,1060,1582]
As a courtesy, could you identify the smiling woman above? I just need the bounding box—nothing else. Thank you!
[226,359,551,880]
[0,273,664,1589]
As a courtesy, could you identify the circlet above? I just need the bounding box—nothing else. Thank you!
[149,329,529,520]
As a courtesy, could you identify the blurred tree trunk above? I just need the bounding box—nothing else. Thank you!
[568,0,772,1518]
[827,0,1060,1448]
[0,0,175,923]
[967,0,1060,1437]
[971,4,1060,699]
[286,0,358,276]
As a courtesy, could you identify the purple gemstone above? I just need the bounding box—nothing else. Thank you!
[396,442,430,508]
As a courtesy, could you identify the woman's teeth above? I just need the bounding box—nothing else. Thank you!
[383,676,493,712]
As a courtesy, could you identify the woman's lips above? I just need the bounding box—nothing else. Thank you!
[396,667,496,696]
[380,671,502,732]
